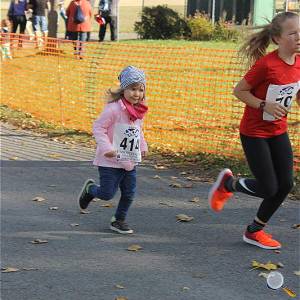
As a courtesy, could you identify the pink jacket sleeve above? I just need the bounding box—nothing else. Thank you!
[92,105,115,155]
[139,122,148,152]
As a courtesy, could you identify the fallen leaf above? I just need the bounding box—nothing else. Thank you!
[277,262,284,268]
[154,165,167,170]
[101,203,114,208]
[80,210,90,214]
[274,250,281,254]
[70,223,79,227]
[189,197,200,203]
[48,153,63,158]
[182,287,190,291]
[9,156,19,160]
[293,271,300,276]
[185,176,202,182]
[32,196,46,202]
[152,175,161,179]
[258,272,269,278]
[115,297,128,300]
[171,176,178,180]
[31,239,48,244]
[251,260,278,271]
[115,284,125,289]
[282,287,297,298]
[169,183,182,188]
[291,224,300,229]
[2,267,19,273]
[176,214,194,222]
[49,206,58,210]
[127,244,143,252]
[180,172,187,175]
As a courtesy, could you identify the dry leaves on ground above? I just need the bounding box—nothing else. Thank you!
[282,287,297,298]
[127,244,143,252]
[251,260,279,271]
[189,197,200,203]
[49,206,58,210]
[115,284,125,289]
[115,297,128,300]
[291,224,300,229]
[31,239,48,244]
[101,203,114,208]
[176,214,194,222]
[1,267,19,273]
[32,196,46,202]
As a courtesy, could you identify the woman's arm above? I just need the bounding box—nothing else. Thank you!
[233,78,288,119]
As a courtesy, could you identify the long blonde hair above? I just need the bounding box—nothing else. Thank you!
[106,83,146,103]
[239,12,299,66]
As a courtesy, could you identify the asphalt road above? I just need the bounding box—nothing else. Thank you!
[1,123,299,300]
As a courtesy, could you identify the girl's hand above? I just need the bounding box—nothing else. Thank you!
[264,102,288,119]
[142,151,148,157]
[104,151,117,158]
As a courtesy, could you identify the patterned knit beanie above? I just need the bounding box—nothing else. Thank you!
[118,66,146,89]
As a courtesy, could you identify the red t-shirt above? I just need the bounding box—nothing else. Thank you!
[240,50,300,138]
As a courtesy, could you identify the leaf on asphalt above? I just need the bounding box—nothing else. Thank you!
[291,224,300,229]
[251,260,278,271]
[152,175,161,179]
[277,262,284,268]
[189,197,200,203]
[293,271,300,276]
[49,206,59,210]
[101,203,114,208]
[182,287,190,291]
[171,176,178,180]
[31,239,48,244]
[159,202,174,207]
[48,153,63,158]
[80,210,90,214]
[70,223,79,227]
[115,297,128,300]
[176,214,194,222]
[282,287,297,298]
[1,267,19,273]
[169,182,182,188]
[9,156,19,160]
[115,284,125,289]
[180,172,187,175]
[274,250,281,254]
[258,272,269,279]
[154,165,167,170]
[127,244,143,252]
[32,196,46,202]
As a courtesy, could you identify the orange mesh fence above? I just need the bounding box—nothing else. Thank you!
[1,34,299,171]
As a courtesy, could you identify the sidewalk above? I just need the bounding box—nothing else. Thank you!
[1,122,299,300]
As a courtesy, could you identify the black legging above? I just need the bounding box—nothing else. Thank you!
[238,132,294,223]
[12,15,27,34]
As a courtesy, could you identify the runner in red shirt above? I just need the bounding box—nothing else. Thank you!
[208,12,300,250]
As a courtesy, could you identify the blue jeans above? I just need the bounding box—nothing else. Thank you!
[32,15,48,32]
[68,31,87,56]
[89,167,137,221]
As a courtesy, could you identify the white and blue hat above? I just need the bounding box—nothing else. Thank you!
[119,66,146,89]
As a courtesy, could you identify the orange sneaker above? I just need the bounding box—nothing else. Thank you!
[208,168,233,212]
[243,230,281,250]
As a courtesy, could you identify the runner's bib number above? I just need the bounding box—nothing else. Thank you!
[263,81,300,121]
[113,123,141,162]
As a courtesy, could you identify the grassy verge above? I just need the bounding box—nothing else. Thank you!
[1,104,299,199]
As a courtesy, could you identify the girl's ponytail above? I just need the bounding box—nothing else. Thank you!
[239,12,299,67]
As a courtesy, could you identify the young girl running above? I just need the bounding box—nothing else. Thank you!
[208,12,300,250]
[78,66,148,234]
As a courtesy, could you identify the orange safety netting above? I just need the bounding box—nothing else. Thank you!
[1,34,299,171]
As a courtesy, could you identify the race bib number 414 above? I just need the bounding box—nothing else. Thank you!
[113,123,141,162]
[263,81,300,121]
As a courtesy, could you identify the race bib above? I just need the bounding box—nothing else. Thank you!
[113,123,141,163]
[263,81,300,121]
